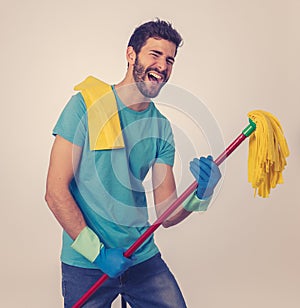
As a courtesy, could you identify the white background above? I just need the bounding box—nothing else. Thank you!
[0,0,299,307]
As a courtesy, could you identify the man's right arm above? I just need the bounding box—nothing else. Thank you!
[45,135,86,240]
[45,134,135,277]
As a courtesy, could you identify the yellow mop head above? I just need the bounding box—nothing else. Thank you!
[247,110,289,197]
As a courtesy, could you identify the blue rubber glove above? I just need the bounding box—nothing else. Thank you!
[93,247,134,278]
[190,155,221,199]
[71,226,134,278]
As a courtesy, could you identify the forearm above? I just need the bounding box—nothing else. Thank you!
[45,187,86,240]
[155,191,192,228]
[152,163,193,228]
[162,206,192,228]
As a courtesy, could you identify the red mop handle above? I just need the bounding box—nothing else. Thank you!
[73,127,252,308]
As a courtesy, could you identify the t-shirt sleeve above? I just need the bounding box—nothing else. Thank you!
[53,92,87,147]
[155,119,175,166]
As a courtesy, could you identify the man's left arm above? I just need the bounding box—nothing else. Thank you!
[152,163,192,228]
[152,156,222,228]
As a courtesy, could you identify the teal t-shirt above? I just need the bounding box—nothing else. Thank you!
[53,86,175,268]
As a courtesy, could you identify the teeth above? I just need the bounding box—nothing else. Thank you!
[149,72,162,79]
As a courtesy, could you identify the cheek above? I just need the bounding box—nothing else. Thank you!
[167,66,173,76]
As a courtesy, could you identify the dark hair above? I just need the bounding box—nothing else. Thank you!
[128,18,183,56]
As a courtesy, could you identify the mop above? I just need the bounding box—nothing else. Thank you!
[73,110,289,308]
[247,110,289,197]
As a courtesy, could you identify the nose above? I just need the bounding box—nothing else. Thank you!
[156,57,167,72]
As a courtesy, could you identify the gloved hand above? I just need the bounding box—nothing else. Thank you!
[190,155,221,199]
[93,246,134,278]
[71,226,134,278]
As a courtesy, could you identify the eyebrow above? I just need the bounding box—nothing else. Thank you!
[150,49,175,63]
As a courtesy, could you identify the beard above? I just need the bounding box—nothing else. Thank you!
[133,57,168,98]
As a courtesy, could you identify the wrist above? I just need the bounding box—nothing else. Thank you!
[196,187,214,199]
[183,191,212,212]
[71,226,104,262]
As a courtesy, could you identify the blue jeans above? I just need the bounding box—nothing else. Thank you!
[62,253,187,308]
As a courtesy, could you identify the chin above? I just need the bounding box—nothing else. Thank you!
[140,82,165,98]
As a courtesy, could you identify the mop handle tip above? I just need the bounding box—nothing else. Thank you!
[242,118,256,137]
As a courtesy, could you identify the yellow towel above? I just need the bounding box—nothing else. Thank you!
[247,110,289,197]
[74,76,125,150]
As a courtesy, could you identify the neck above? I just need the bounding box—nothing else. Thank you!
[114,76,151,112]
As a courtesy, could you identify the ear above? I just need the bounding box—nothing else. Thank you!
[126,46,136,65]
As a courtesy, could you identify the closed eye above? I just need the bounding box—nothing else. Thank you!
[166,57,175,65]
[150,52,159,58]
[149,51,175,66]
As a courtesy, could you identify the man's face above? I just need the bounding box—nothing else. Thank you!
[132,38,176,98]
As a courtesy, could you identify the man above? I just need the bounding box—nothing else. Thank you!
[45,19,221,307]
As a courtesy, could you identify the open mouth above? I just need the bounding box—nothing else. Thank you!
[147,71,164,83]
